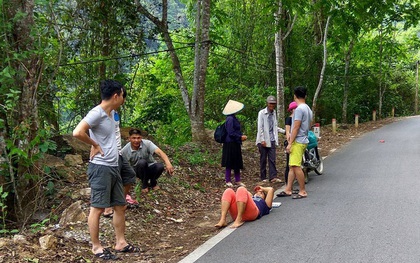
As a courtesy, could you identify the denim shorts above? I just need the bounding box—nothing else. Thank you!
[87,163,126,208]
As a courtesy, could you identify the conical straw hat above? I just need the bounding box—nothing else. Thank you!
[222,100,244,115]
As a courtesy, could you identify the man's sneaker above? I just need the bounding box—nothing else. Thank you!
[126,194,139,205]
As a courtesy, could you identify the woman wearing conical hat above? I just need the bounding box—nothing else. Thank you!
[221,100,247,187]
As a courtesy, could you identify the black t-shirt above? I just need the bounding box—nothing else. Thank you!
[285,116,292,126]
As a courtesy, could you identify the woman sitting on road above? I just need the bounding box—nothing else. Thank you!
[214,186,274,228]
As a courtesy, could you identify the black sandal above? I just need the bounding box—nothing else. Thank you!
[103,212,114,218]
[115,243,141,253]
[95,248,119,260]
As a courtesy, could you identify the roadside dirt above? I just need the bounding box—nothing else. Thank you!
[0,118,399,263]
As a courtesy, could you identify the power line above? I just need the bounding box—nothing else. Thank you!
[59,31,274,67]
[59,45,193,66]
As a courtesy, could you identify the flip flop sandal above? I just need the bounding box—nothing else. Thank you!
[95,248,119,260]
[270,178,283,183]
[115,243,141,253]
[126,194,139,205]
[292,194,307,199]
[276,191,292,197]
[103,212,114,218]
[127,203,139,209]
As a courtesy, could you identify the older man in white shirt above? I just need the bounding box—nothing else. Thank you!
[256,96,284,183]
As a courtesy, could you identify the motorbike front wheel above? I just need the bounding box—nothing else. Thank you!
[314,148,323,175]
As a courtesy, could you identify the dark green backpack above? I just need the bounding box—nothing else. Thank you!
[214,123,227,143]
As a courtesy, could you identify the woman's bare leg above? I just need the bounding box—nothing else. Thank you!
[215,200,230,228]
[231,201,246,228]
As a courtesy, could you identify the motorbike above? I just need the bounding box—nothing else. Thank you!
[302,130,323,183]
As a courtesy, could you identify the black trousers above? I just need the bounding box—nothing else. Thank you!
[284,153,290,184]
[257,141,277,180]
[133,159,164,189]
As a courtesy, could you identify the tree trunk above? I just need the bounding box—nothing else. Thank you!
[135,0,210,143]
[312,0,324,46]
[274,1,285,126]
[191,0,211,142]
[342,40,354,125]
[8,0,43,224]
[99,1,110,80]
[312,16,330,121]
[274,1,296,127]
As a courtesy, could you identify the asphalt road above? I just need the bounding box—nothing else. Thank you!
[180,116,420,263]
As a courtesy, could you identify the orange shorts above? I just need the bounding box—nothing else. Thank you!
[221,187,259,221]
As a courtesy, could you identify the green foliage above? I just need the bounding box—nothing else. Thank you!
[126,48,193,145]
[171,143,218,166]
[30,218,50,233]
[0,186,18,236]
[45,181,56,196]
[4,125,56,169]
[169,176,191,190]
[0,186,9,236]
[192,183,205,193]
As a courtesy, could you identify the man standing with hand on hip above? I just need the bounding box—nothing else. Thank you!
[73,80,140,260]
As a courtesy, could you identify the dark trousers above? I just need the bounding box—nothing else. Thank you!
[284,153,290,184]
[258,141,277,180]
[133,159,164,189]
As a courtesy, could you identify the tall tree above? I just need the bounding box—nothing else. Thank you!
[135,0,211,142]
[311,15,331,121]
[3,0,44,224]
[274,0,297,126]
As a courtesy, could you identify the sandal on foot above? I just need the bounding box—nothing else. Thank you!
[292,194,307,199]
[103,212,114,219]
[127,203,139,209]
[126,194,139,205]
[270,178,283,183]
[276,191,291,197]
[115,244,141,253]
[95,248,119,260]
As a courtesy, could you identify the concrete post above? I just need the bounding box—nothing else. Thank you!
[313,123,321,138]
[355,114,359,128]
